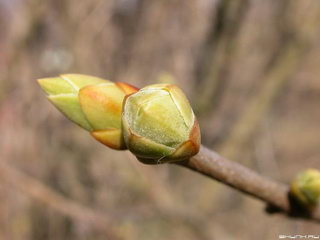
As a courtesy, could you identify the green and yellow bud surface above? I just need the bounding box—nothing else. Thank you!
[122,84,200,164]
[290,169,320,207]
[38,74,138,150]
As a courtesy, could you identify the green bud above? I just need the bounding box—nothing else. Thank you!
[290,169,320,207]
[38,74,138,150]
[122,84,201,164]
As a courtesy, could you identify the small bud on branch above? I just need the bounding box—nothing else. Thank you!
[290,169,320,208]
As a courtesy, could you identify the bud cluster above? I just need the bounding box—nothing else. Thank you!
[38,74,201,163]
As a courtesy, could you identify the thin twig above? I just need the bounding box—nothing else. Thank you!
[176,145,320,222]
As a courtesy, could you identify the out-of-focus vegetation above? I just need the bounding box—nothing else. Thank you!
[1,0,320,239]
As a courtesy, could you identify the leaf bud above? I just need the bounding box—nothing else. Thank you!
[122,84,200,163]
[38,74,138,149]
[290,169,320,207]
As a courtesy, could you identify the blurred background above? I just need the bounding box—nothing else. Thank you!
[1,0,320,239]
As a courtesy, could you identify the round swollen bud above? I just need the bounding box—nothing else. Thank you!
[290,169,320,207]
[122,84,201,164]
[37,74,138,150]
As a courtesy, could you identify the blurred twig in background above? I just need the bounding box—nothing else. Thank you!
[219,1,320,162]
[1,0,320,239]
[195,0,249,114]
[0,161,124,240]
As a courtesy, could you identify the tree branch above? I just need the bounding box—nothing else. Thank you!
[176,145,320,222]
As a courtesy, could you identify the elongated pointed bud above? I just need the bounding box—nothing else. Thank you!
[38,74,138,150]
[122,84,201,164]
[290,169,320,208]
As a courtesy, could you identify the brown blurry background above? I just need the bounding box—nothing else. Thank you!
[1,0,320,239]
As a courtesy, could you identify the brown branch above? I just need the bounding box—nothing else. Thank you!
[176,145,320,222]
[2,148,319,227]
